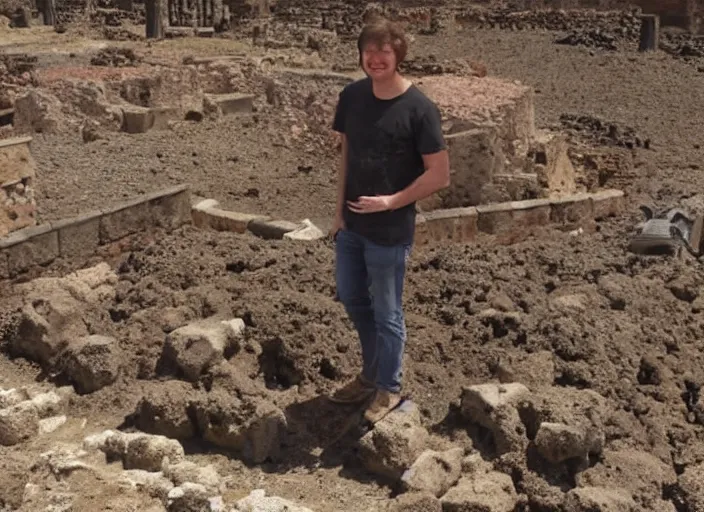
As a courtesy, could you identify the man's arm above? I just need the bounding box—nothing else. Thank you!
[334,134,348,222]
[387,150,449,210]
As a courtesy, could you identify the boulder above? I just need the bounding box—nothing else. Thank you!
[563,487,638,512]
[135,382,202,440]
[234,489,313,512]
[60,335,121,394]
[192,392,287,464]
[389,492,442,512]
[0,401,39,445]
[166,483,211,512]
[358,400,430,480]
[163,461,222,493]
[534,422,604,464]
[119,469,175,501]
[124,434,186,472]
[441,469,518,512]
[401,447,464,497]
[460,383,530,454]
[162,318,245,381]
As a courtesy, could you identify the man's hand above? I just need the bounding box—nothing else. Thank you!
[347,195,395,214]
[330,215,346,238]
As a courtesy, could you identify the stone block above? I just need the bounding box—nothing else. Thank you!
[195,27,215,37]
[434,128,505,209]
[195,208,267,234]
[421,207,478,243]
[206,93,255,116]
[510,198,552,227]
[5,224,59,276]
[147,185,192,230]
[417,75,535,148]
[0,251,8,279]
[591,189,625,220]
[99,197,152,243]
[121,106,179,134]
[550,193,594,225]
[476,202,514,234]
[531,131,577,195]
[0,201,36,238]
[247,219,299,240]
[165,27,194,38]
[52,210,102,260]
[0,136,35,185]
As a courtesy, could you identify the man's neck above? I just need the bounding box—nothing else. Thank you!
[372,73,411,100]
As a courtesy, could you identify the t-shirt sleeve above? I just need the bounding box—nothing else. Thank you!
[332,89,347,134]
[414,103,446,155]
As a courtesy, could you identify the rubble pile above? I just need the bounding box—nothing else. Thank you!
[0,53,37,87]
[90,46,143,67]
[560,113,650,149]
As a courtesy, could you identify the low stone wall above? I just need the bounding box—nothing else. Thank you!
[191,189,625,245]
[415,189,625,246]
[0,185,191,279]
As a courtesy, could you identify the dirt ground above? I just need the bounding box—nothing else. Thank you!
[2,5,704,512]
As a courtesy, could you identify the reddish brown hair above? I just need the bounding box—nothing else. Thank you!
[357,18,409,68]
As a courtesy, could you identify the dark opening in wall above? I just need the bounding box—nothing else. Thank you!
[0,108,14,127]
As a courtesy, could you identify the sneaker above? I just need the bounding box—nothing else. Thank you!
[363,389,402,424]
[328,375,375,404]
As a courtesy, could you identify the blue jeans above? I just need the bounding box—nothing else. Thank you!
[335,229,411,393]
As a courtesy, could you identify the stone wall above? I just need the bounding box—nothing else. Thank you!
[0,185,191,279]
[0,137,37,238]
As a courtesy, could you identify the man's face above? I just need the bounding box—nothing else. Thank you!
[361,42,397,81]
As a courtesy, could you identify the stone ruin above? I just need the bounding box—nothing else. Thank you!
[417,75,576,211]
[0,136,37,238]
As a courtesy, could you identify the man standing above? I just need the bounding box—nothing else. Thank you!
[329,17,450,423]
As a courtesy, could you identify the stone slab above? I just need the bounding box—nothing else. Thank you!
[0,136,35,186]
[207,93,255,115]
[52,210,102,260]
[121,106,179,134]
[510,198,552,227]
[99,197,152,243]
[193,208,267,233]
[6,224,59,276]
[147,185,192,230]
[591,189,625,220]
[420,207,479,243]
[248,219,299,240]
[165,27,194,37]
[195,27,215,37]
[0,251,8,279]
[476,202,515,234]
[550,193,594,225]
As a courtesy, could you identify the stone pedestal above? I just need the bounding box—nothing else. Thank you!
[0,137,37,237]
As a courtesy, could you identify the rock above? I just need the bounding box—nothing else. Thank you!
[460,383,530,454]
[358,400,430,480]
[401,447,464,497]
[676,463,704,512]
[60,335,121,394]
[124,434,186,472]
[38,415,67,434]
[162,318,245,381]
[576,449,677,508]
[135,382,201,439]
[163,461,222,493]
[441,469,518,512]
[489,291,515,312]
[119,469,174,501]
[234,489,313,512]
[193,392,287,464]
[29,390,64,418]
[283,219,325,241]
[563,487,638,511]
[0,401,39,445]
[0,388,29,409]
[534,422,604,464]
[519,386,608,445]
[388,492,442,512]
[167,483,211,512]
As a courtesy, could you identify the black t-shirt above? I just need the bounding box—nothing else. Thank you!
[332,77,446,246]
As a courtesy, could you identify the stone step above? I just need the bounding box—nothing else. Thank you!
[205,93,254,115]
[121,106,179,134]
